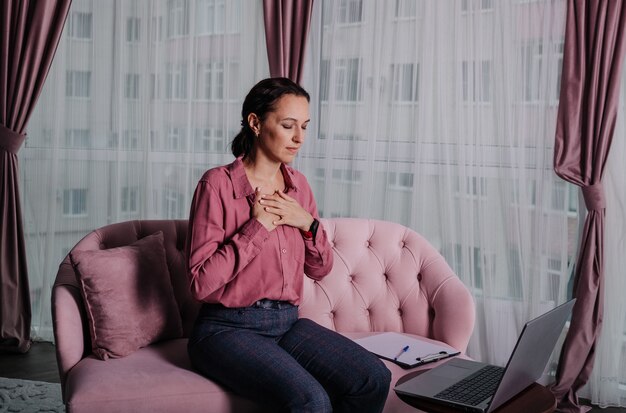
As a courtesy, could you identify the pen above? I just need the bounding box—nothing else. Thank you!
[393,345,410,361]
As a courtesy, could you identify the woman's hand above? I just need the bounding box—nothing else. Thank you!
[259,190,314,232]
[251,187,280,231]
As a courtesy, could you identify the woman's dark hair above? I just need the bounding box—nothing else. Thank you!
[231,77,310,159]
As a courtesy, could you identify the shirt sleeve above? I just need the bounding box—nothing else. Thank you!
[186,179,269,301]
[299,180,334,281]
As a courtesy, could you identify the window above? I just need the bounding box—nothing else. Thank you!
[462,60,492,102]
[391,63,419,102]
[521,41,563,102]
[196,62,224,100]
[456,176,488,197]
[196,0,225,34]
[67,12,92,39]
[122,130,140,149]
[551,179,578,213]
[461,0,494,12]
[338,0,363,24]
[165,126,186,151]
[64,129,91,148]
[167,0,189,37]
[165,63,188,100]
[62,189,87,216]
[150,73,160,100]
[395,0,418,18]
[387,171,414,189]
[121,187,139,213]
[163,188,185,218]
[194,128,224,152]
[335,58,362,101]
[151,16,163,41]
[125,73,140,99]
[332,168,362,183]
[126,17,140,42]
[66,71,91,98]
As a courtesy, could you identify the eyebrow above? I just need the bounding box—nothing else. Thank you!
[282,117,310,123]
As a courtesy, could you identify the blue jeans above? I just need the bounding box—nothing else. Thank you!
[188,302,391,413]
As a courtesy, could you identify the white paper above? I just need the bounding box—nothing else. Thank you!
[353,332,459,366]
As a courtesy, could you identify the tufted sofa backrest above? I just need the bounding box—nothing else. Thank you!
[53,217,474,373]
[302,218,474,352]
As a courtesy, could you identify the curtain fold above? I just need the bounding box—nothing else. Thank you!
[550,1,626,411]
[262,0,313,83]
[0,0,71,353]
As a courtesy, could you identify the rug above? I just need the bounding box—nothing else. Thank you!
[0,377,64,413]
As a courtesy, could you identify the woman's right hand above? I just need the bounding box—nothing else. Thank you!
[252,187,278,231]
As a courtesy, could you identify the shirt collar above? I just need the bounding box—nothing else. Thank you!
[229,157,299,199]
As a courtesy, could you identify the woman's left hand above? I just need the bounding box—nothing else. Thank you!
[258,191,314,232]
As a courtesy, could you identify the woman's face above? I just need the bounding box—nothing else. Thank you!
[254,94,310,164]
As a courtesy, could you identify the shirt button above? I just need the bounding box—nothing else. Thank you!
[281,248,287,253]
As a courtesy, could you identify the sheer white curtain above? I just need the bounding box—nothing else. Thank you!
[22,0,269,342]
[299,0,573,374]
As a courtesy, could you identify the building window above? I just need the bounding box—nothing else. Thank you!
[123,130,140,149]
[521,41,563,103]
[151,16,163,41]
[196,0,226,34]
[194,128,224,152]
[165,63,188,100]
[335,58,362,101]
[462,0,494,12]
[67,12,92,39]
[387,171,414,189]
[167,0,189,37]
[126,17,140,42]
[391,63,419,102]
[338,0,363,24]
[332,168,362,183]
[395,0,418,18]
[64,129,91,148]
[163,188,185,218]
[456,176,488,197]
[66,71,91,98]
[462,60,492,103]
[196,62,224,100]
[121,187,139,213]
[551,179,578,213]
[63,189,87,216]
[125,73,140,100]
[166,126,186,151]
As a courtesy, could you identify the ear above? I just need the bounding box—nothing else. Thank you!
[247,113,261,135]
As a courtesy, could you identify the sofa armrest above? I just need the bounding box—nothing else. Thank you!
[52,260,90,398]
[429,274,475,353]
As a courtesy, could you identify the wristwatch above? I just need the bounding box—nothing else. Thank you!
[302,219,319,244]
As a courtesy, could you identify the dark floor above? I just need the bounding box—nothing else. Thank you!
[0,342,625,412]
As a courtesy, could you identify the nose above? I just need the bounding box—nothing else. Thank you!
[293,127,305,143]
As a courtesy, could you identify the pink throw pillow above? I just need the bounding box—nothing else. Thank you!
[70,231,183,360]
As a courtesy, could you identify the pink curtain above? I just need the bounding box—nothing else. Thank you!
[262,0,313,84]
[0,0,71,353]
[550,1,626,411]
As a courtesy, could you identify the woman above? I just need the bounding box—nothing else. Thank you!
[186,77,391,413]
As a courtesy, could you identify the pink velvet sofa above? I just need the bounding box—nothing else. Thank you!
[52,218,475,413]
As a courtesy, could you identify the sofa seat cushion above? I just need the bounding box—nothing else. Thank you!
[64,334,458,413]
[64,339,263,413]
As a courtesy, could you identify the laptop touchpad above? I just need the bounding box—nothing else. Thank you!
[431,364,473,379]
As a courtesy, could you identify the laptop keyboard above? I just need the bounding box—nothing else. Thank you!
[434,365,505,406]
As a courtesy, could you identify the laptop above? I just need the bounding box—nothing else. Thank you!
[394,299,575,413]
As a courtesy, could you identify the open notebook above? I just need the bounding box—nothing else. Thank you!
[353,332,460,369]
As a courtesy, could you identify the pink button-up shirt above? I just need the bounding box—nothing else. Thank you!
[186,157,334,307]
